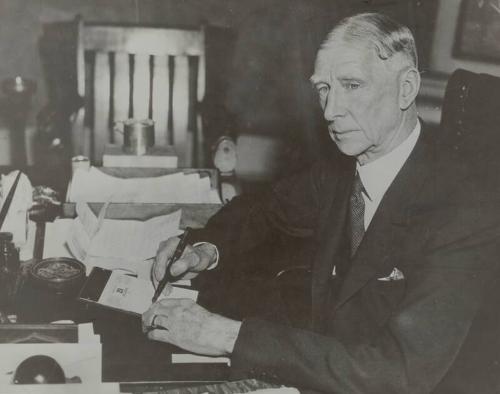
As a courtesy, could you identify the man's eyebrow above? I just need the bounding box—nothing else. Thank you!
[309,75,323,85]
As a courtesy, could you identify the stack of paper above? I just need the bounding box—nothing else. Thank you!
[67,167,221,203]
[103,144,178,168]
[64,202,183,274]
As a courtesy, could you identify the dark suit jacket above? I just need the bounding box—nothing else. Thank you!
[190,127,500,393]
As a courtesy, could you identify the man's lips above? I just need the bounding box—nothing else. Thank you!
[330,128,357,135]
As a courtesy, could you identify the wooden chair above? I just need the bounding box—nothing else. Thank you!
[72,17,206,167]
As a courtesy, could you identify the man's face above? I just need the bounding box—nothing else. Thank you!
[311,41,404,164]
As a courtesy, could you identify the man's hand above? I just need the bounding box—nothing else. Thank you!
[152,236,217,284]
[142,299,242,356]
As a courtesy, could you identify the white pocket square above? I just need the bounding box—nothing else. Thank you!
[377,267,405,281]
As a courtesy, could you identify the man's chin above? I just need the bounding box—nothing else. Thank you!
[330,137,365,158]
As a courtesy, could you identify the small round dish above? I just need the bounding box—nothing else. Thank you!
[30,258,85,294]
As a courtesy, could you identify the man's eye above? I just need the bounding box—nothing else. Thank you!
[344,82,360,90]
[317,85,329,96]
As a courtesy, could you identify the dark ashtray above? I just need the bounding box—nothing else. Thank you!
[29,258,86,294]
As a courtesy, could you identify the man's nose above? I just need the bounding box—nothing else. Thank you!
[323,90,345,121]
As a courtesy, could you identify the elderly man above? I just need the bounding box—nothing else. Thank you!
[143,13,500,393]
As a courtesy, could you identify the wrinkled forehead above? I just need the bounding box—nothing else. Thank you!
[312,40,381,80]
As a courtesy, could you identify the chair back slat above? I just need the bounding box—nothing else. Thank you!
[112,52,130,146]
[172,55,191,167]
[197,34,206,101]
[151,55,170,146]
[93,51,111,161]
[132,53,150,119]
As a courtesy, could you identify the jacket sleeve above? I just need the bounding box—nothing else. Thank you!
[189,160,333,268]
[229,202,500,393]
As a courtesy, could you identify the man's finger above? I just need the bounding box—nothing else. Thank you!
[148,328,170,342]
[154,246,197,279]
[169,259,190,277]
[142,302,169,323]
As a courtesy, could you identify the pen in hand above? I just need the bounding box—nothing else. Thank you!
[151,227,192,303]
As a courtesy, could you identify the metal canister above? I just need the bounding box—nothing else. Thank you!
[122,119,155,156]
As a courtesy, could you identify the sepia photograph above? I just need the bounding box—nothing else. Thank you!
[0,0,500,392]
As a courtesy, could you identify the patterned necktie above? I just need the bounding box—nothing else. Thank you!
[349,172,365,257]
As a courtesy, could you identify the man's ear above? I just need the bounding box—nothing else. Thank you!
[399,67,420,110]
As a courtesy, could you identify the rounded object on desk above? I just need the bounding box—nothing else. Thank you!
[29,257,85,295]
[213,136,237,174]
[13,355,65,384]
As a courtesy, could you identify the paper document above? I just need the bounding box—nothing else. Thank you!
[77,323,100,344]
[0,383,120,394]
[67,167,221,203]
[171,353,230,365]
[243,388,300,394]
[43,218,74,259]
[66,202,182,274]
[98,271,198,315]
[0,171,32,245]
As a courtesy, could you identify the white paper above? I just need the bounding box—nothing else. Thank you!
[19,219,36,261]
[0,171,32,246]
[0,383,120,394]
[77,323,100,344]
[239,388,300,394]
[66,203,182,274]
[67,167,221,204]
[97,271,198,315]
[43,219,74,259]
[171,354,231,365]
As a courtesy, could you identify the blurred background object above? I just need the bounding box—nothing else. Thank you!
[0,77,36,168]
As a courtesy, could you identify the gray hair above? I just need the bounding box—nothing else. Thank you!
[321,13,418,68]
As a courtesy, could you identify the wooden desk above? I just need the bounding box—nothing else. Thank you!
[19,202,225,382]
[120,379,278,393]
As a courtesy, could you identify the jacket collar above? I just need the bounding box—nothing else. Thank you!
[311,153,354,329]
[332,127,435,310]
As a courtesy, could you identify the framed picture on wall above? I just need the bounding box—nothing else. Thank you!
[453,0,500,63]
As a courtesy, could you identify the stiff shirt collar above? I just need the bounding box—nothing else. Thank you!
[356,121,421,228]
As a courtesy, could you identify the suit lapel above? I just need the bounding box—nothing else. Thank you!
[334,129,435,310]
[311,155,355,329]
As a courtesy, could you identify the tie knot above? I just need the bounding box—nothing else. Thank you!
[352,172,365,196]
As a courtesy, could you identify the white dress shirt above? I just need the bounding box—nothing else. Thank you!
[357,121,421,230]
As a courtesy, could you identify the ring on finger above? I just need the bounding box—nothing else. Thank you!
[150,314,168,330]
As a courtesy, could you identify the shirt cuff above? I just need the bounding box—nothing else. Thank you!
[193,242,219,270]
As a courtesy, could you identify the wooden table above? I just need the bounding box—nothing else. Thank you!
[15,202,256,387]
